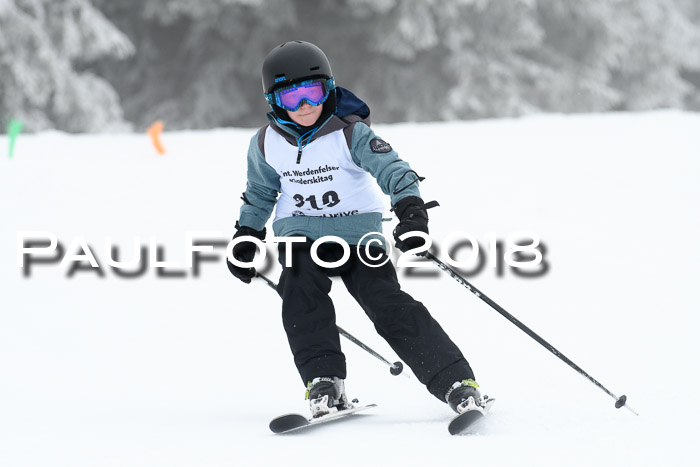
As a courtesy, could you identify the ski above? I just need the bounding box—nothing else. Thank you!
[270,397,493,435]
[448,396,495,435]
[270,403,378,434]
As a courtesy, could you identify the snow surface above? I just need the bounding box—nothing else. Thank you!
[1,111,699,466]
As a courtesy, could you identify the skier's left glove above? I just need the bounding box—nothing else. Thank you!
[226,221,266,284]
[392,196,439,254]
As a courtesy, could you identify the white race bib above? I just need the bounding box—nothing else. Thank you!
[264,129,385,221]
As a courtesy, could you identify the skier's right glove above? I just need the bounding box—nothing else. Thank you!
[226,221,266,284]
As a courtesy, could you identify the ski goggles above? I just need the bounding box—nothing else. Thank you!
[265,78,335,112]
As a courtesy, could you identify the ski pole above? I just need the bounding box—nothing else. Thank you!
[255,272,406,377]
[424,251,638,415]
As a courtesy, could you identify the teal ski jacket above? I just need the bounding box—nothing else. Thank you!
[238,87,422,247]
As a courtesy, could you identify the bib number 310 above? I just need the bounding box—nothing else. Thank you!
[293,191,341,210]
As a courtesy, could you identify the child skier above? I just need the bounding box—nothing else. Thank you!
[227,40,482,417]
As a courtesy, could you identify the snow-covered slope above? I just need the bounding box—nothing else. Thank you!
[1,111,698,466]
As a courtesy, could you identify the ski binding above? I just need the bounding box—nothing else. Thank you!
[448,395,495,435]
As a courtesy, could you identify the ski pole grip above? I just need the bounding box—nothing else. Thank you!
[390,361,404,376]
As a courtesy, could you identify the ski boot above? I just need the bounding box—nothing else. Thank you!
[306,377,350,418]
[446,379,489,414]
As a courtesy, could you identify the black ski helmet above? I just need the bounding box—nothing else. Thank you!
[261,41,333,94]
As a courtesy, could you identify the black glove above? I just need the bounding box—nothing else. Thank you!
[392,196,439,253]
[226,221,266,284]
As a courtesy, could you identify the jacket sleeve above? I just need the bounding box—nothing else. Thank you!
[238,130,280,231]
[349,122,421,207]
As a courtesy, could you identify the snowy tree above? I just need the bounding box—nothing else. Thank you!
[82,0,700,129]
[605,0,700,110]
[338,0,550,120]
[526,0,623,113]
[435,0,547,119]
[93,0,298,130]
[436,0,700,117]
[674,0,700,109]
[534,0,700,112]
[0,0,134,132]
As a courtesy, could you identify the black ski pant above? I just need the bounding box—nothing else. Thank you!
[276,239,475,402]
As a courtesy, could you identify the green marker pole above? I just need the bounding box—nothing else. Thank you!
[8,119,24,159]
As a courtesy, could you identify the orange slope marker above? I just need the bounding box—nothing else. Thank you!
[147,121,166,155]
